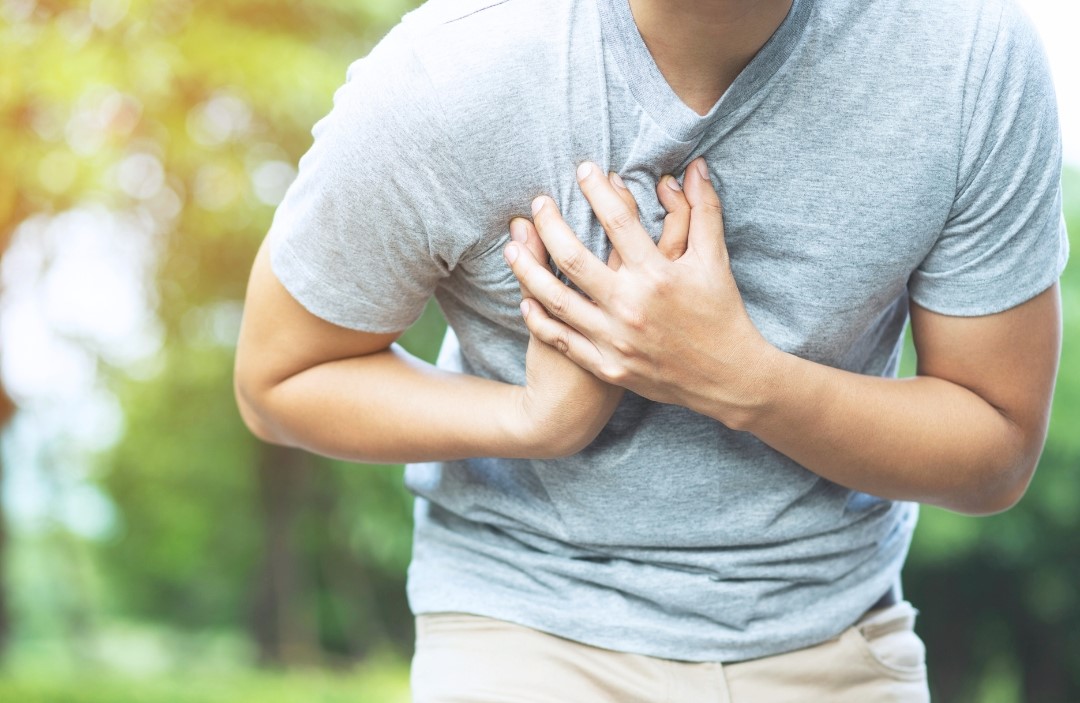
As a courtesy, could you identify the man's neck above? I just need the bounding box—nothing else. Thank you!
[628,0,794,116]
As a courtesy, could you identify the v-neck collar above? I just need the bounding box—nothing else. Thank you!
[597,0,813,143]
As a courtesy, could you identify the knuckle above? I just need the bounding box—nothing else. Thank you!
[560,247,587,279]
[699,199,723,217]
[644,265,673,295]
[627,310,648,332]
[614,300,648,332]
[657,242,682,262]
[553,329,571,354]
[612,336,637,358]
[549,288,570,317]
[606,208,638,234]
[600,362,627,384]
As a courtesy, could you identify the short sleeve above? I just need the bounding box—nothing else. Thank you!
[268,27,480,332]
[908,1,1069,316]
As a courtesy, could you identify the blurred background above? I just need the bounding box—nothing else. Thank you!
[0,1,1076,701]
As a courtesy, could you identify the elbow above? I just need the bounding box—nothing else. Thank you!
[237,397,281,445]
[233,369,287,446]
[957,479,1029,517]
[948,456,1038,517]
[945,414,1045,516]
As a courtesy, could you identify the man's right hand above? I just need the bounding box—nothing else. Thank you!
[507,171,690,459]
[508,212,624,458]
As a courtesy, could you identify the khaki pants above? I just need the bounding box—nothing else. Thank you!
[411,601,930,702]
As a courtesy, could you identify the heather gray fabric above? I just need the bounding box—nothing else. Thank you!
[268,0,1069,661]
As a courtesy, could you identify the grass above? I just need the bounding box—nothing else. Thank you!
[0,626,411,703]
[0,662,412,703]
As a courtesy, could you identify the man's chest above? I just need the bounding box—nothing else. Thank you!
[450,126,952,372]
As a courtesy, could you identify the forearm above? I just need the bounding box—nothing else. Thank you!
[709,350,1036,515]
[241,344,530,464]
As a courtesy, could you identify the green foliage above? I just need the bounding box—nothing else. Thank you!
[3,0,429,671]
[1049,167,1080,455]
[99,343,261,628]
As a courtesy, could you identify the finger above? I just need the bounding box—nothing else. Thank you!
[520,298,605,373]
[576,161,659,269]
[530,196,614,301]
[606,173,635,272]
[682,157,727,261]
[608,171,639,220]
[509,218,549,297]
[510,217,548,268]
[655,175,691,261]
[505,239,607,334]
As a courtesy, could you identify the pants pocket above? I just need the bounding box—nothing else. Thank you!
[846,601,928,681]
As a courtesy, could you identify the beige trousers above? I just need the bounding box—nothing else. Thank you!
[411,602,930,702]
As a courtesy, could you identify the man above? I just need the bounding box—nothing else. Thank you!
[234,0,1068,699]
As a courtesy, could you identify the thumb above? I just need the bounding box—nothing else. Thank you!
[682,157,727,263]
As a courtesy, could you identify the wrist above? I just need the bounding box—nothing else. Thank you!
[501,384,540,458]
[729,344,804,434]
[502,384,568,459]
[503,382,615,460]
[690,338,794,432]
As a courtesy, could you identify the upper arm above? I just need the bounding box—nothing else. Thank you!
[264,31,482,336]
[234,239,401,418]
[232,32,479,440]
[905,4,1065,485]
[910,282,1062,474]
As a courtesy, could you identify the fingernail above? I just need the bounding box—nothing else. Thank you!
[696,159,710,180]
[531,197,545,216]
[520,300,530,318]
[505,243,519,264]
[665,176,682,191]
[609,171,627,190]
[509,219,527,242]
[577,161,594,180]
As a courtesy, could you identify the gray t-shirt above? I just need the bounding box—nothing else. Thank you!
[268,0,1069,661]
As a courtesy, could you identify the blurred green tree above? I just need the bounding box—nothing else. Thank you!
[1,0,426,668]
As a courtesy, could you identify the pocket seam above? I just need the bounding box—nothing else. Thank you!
[843,626,928,681]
